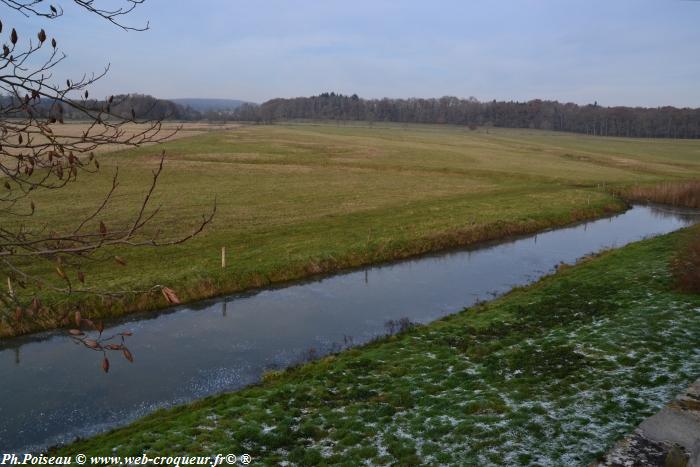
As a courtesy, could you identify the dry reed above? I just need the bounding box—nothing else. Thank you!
[672,229,700,293]
[623,181,700,208]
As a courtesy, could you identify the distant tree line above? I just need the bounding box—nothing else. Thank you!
[231,93,700,139]
[8,90,698,138]
[105,94,202,120]
[0,93,202,121]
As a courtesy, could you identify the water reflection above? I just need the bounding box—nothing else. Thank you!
[644,203,700,223]
[1,204,699,453]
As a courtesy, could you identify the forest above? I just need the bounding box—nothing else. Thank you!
[4,91,700,138]
[234,93,700,139]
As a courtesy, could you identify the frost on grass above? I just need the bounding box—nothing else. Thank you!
[297,262,700,464]
[359,297,700,465]
[63,236,700,466]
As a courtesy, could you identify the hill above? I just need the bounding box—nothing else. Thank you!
[171,98,250,112]
[0,93,202,121]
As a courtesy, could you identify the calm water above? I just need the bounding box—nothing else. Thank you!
[1,204,699,453]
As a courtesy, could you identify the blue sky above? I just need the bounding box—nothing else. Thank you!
[6,0,700,106]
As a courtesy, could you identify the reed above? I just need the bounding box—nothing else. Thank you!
[672,228,700,292]
[622,181,700,208]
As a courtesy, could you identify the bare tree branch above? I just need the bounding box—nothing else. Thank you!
[0,1,215,333]
[1,0,149,31]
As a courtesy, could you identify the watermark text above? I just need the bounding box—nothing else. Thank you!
[0,453,251,466]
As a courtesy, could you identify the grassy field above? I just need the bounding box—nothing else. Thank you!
[5,123,700,336]
[55,228,700,465]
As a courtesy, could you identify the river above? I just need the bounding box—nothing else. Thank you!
[1,204,698,452]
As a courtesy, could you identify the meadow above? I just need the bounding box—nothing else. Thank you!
[5,122,700,336]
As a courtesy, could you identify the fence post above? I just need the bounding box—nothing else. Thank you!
[221,247,226,269]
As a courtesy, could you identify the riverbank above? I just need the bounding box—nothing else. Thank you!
[3,195,623,338]
[54,226,700,465]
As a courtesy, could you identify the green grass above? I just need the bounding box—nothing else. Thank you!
[6,123,700,336]
[55,228,700,465]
